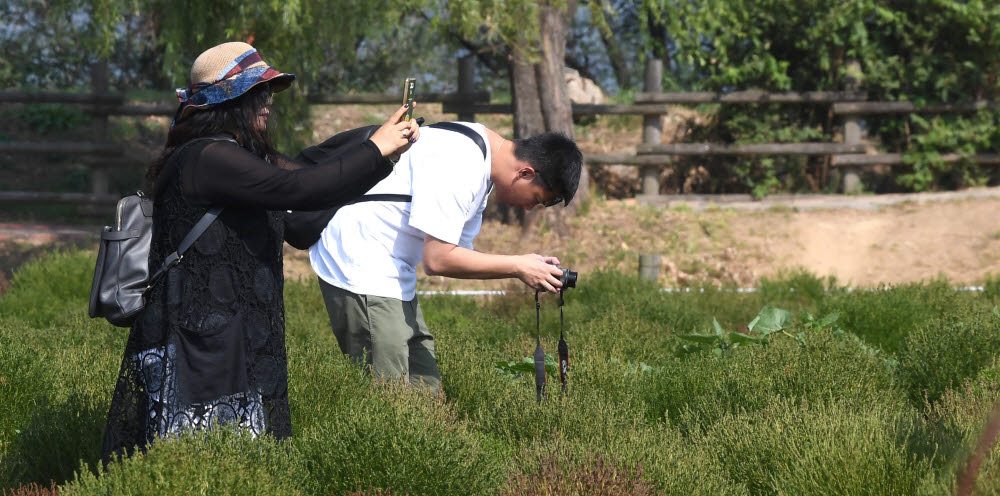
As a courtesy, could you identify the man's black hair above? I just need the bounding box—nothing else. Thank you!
[512,132,583,206]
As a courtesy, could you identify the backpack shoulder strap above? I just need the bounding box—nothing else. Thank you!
[427,122,488,159]
[146,135,237,290]
[347,123,488,207]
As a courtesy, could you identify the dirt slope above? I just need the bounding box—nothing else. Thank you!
[762,197,1000,286]
[279,191,1000,291]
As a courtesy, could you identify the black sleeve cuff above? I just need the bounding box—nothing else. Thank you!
[363,139,394,171]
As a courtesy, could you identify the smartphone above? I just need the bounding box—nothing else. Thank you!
[402,77,416,121]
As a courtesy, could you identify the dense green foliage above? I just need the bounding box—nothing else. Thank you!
[634,0,1000,194]
[4,1,999,194]
[3,251,1000,493]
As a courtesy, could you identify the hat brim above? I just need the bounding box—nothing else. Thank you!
[264,71,295,93]
[180,67,295,117]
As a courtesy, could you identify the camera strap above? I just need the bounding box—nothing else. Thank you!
[532,289,570,401]
[534,291,546,402]
[558,289,569,395]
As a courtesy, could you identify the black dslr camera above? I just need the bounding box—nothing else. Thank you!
[557,267,578,289]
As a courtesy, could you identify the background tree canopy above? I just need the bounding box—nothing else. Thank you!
[3,0,999,193]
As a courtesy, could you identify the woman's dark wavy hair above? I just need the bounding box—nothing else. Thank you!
[145,84,276,192]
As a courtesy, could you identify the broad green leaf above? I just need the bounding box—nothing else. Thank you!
[497,354,558,376]
[817,311,841,328]
[748,305,790,334]
[713,317,725,336]
[994,305,999,318]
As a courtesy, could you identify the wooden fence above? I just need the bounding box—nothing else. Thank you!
[1,56,997,207]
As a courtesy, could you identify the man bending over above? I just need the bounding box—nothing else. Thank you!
[309,121,582,392]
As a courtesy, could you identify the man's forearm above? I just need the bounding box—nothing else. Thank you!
[422,241,518,279]
[422,235,564,292]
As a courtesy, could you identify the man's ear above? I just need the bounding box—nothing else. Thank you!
[517,167,536,181]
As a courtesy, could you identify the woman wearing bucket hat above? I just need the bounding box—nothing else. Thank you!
[100,41,419,461]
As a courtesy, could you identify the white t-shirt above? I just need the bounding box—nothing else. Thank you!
[309,123,492,301]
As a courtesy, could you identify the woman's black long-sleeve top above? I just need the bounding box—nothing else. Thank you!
[102,135,391,461]
[182,138,391,210]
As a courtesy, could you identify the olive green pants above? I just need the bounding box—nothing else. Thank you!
[318,279,441,392]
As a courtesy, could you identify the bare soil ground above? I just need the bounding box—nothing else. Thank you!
[278,191,1000,291]
[3,104,999,293]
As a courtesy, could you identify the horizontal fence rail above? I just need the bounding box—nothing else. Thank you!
[637,143,867,155]
[2,57,998,207]
[832,153,1000,167]
[306,91,489,105]
[0,142,123,154]
[0,191,122,205]
[833,100,999,115]
[635,90,867,104]
[0,91,124,104]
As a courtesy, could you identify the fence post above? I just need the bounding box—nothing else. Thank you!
[457,55,476,122]
[841,60,864,194]
[90,60,110,196]
[640,59,663,197]
[638,254,661,282]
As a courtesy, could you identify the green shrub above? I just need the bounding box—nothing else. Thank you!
[502,436,744,496]
[0,321,49,473]
[3,392,108,488]
[282,275,338,349]
[14,104,89,134]
[823,280,976,353]
[501,452,659,496]
[288,339,505,495]
[644,328,901,434]
[898,310,1000,405]
[69,429,308,495]
[0,250,96,328]
[758,268,835,310]
[3,253,999,494]
[699,398,934,495]
[918,360,1000,494]
[984,274,1000,303]
[0,314,122,488]
[440,337,741,495]
[0,249,125,489]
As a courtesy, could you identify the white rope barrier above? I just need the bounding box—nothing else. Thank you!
[417,286,990,296]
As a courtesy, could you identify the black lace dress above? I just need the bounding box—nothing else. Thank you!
[101,135,392,461]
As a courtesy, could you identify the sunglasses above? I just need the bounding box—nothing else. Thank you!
[542,195,564,208]
[535,174,563,207]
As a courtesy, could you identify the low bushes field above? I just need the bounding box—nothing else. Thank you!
[2,251,1000,494]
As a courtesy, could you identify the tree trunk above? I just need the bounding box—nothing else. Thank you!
[593,0,631,89]
[646,15,672,76]
[509,0,588,235]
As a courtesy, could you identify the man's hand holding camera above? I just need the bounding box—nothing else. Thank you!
[515,254,576,293]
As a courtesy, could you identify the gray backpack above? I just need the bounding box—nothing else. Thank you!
[88,136,232,327]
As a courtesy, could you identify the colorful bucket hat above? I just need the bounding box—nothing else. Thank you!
[173,42,295,123]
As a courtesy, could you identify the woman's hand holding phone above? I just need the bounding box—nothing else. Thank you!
[369,102,420,162]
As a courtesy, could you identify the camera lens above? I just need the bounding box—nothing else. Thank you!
[561,268,577,289]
